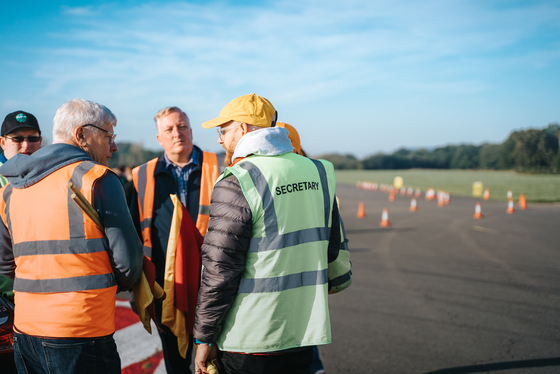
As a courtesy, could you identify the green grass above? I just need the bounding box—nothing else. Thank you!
[335,169,560,202]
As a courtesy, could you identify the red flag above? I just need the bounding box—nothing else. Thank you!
[143,255,166,331]
[173,204,203,334]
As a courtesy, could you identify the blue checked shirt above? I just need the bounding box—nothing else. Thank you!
[163,147,202,207]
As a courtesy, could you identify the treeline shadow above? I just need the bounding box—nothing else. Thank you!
[424,357,560,373]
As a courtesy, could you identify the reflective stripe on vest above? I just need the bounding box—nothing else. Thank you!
[240,159,332,254]
[132,152,220,259]
[197,151,219,235]
[328,217,352,294]
[215,153,336,353]
[132,158,158,258]
[0,161,117,338]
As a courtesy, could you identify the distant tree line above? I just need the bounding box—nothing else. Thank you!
[108,142,162,169]
[318,123,560,173]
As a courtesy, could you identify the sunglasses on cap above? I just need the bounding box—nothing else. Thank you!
[4,135,42,143]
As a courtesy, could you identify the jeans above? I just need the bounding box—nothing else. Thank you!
[156,322,194,374]
[218,346,314,374]
[13,331,121,374]
[310,346,325,373]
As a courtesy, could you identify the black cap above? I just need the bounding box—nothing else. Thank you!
[2,111,41,137]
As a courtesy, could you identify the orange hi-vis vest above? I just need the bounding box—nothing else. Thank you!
[132,151,220,259]
[0,160,118,338]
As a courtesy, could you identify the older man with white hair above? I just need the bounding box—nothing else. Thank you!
[0,98,143,374]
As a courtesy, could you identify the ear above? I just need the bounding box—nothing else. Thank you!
[156,133,163,147]
[0,137,5,150]
[240,122,249,135]
[73,126,87,147]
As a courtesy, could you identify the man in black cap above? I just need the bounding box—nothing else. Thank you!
[0,111,42,187]
[0,110,42,344]
[0,111,42,373]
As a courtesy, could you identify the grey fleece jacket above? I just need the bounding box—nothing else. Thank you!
[0,143,143,291]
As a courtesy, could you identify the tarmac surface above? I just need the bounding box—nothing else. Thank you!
[321,183,560,373]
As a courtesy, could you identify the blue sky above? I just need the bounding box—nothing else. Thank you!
[1,0,559,158]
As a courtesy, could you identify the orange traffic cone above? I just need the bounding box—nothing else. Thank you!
[415,188,421,198]
[380,208,390,227]
[483,189,490,200]
[507,190,513,199]
[519,193,527,210]
[425,188,435,201]
[389,191,395,202]
[400,187,406,196]
[407,187,413,197]
[437,193,445,207]
[506,199,515,214]
[410,198,418,212]
[357,201,366,218]
[473,202,483,219]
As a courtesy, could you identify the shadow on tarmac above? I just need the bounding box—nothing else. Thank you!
[424,357,560,373]
[345,227,415,234]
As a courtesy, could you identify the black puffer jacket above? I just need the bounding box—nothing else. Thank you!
[193,174,341,344]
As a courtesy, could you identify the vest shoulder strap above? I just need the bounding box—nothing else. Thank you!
[197,151,220,236]
[132,157,159,258]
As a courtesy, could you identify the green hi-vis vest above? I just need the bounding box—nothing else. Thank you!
[328,217,352,294]
[215,152,336,353]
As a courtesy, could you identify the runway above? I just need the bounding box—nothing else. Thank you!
[321,183,560,373]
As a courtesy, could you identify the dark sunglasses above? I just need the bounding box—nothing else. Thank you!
[4,135,42,143]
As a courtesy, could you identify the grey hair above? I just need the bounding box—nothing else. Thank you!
[154,107,189,130]
[53,98,116,143]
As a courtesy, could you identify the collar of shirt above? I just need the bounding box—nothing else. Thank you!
[163,146,202,207]
[0,152,7,164]
[163,146,202,170]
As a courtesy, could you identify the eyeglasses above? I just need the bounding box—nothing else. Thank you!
[217,122,241,140]
[83,124,117,142]
[4,135,42,143]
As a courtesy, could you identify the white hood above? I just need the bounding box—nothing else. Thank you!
[232,127,293,162]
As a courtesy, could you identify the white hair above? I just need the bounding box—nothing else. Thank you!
[53,98,116,143]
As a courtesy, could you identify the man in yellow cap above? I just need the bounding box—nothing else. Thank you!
[193,94,342,374]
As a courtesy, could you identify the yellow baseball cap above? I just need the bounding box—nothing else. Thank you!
[201,93,277,129]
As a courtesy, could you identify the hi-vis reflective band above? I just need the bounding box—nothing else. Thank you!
[15,273,116,293]
[68,161,97,238]
[136,162,149,231]
[238,159,332,254]
[199,205,210,216]
[330,271,351,288]
[13,238,106,257]
[141,218,152,232]
[3,161,99,239]
[339,218,349,252]
[328,217,352,293]
[238,269,328,294]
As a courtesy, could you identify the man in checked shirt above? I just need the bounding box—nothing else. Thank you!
[129,107,224,374]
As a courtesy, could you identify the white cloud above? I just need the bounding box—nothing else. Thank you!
[3,0,560,155]
[60,6,99,16]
